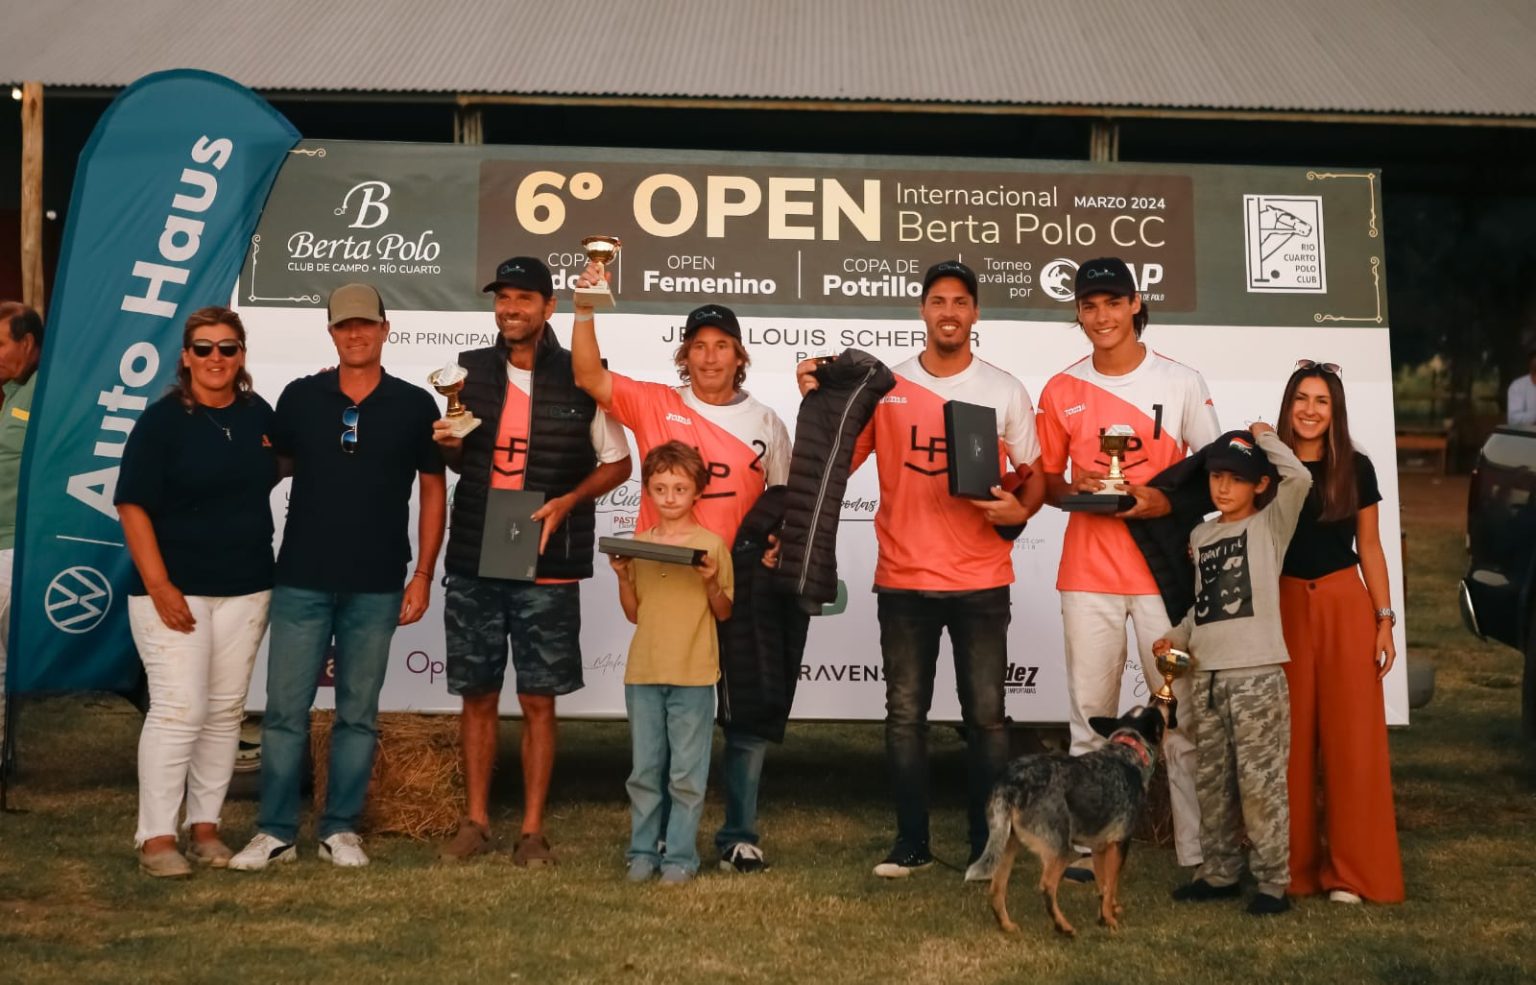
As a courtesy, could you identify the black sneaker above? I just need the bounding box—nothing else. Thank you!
[1247,892,1292,916]
[719,842,770,874]
[873,843,934,879]
[1171,878,1243,902]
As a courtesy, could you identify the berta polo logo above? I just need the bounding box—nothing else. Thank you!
[274,179,443,277]
[335,181,392,229]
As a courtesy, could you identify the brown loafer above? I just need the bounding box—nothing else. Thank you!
[511,832,557,868]
[439,818,494,861]
[187,837,234,868]
[139,846,193,879]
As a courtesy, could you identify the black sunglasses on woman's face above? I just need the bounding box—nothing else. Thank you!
[188,340,243,358]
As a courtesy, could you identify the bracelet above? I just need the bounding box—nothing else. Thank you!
[573,314,594,323]
[1374,607,1395,625]
[411,570,431,582]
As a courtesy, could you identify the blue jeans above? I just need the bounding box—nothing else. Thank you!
[626,684,714,874]
[877,587,1010,856]
[714,727,769,852]
[258,585,403,843]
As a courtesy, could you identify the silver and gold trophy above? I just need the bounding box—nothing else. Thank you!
[428,362,480,437]
[1153,646,1192,729]
[1061,424,1138,513]
[574,235,622,309]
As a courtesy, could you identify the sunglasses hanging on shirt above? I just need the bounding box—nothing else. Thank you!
[340,405,360,454]
[188,340,244,358]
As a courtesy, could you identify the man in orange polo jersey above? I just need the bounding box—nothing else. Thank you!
[570,269,792,875]
[800,260,1045,877]
[1037,257,1222,876]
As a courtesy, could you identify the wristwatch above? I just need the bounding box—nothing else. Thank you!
[1375,607,1396,625]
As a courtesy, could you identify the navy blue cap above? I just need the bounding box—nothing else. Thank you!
[483,256,554,297]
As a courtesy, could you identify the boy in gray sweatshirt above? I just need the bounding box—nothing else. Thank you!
[1155,422,1311,915]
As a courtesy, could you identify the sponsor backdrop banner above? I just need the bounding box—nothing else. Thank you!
[8,71,299,693]
[238,141,1405,723]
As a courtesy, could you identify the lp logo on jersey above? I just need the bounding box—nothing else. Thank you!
[904,427,947,476]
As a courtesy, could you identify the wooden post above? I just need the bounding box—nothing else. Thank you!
[1089,119,1120,162]
[20,82,43,315]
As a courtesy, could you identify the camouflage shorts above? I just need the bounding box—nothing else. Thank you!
[444,575,584,697]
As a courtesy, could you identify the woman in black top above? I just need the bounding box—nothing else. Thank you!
[1275,360,1404,904]
[116,307,279,878]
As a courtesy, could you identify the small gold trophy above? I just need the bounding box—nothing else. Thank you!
[1060,424,1138,513]
[1099,424,1136,488]
[1153,646,1192,728]
[428,363,480,438]
[574,235,622,309]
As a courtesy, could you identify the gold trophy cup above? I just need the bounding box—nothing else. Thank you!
[1099,425,1136,487]
[574,235,622,310]
[1153,646,1192,729]
[428,363,480,438]
[1060,424,1138,512]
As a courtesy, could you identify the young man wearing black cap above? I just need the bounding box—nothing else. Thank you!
[569,265,792,874]
[1035,256,1221,876]
[433,257,632,866]
[798,259,1045,877]
[232,283,446,871]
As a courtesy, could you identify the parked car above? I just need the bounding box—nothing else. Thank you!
[1459,424,1536,737]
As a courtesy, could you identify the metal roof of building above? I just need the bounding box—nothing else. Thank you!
[5,0,1533,119]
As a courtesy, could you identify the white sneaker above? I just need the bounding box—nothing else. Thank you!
[1329,889,1363,904]
[319,832,370,868]
[228,833,297,872]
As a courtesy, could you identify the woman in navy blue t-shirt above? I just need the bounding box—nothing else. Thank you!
[115,307,279,878]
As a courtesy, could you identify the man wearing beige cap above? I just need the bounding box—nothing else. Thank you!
[231,283,447,871]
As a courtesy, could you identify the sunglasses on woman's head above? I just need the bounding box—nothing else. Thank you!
[188,340,243,358]
[1295,358,1342,376]
[340,405,360,454]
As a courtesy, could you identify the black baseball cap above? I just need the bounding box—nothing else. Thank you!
[921,260,979,302]
[1074,257,1138,300]
[482,256,554,297]
[1204,430,1273,484]
[683,303,742,341]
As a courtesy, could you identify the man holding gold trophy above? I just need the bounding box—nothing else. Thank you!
[568,245,794,876]
[432,256,632,865]
[1037,257,1222,877]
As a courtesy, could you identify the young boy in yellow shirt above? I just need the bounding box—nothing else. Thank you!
[611,441,734,884]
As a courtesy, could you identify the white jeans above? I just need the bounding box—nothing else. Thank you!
[1061,591,1202,866]
[0,548,11,743]
[129,590,271,846]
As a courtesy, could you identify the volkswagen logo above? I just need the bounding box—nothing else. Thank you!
[45,566,113,634]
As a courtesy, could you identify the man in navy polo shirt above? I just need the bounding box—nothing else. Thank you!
[231,283,447,871]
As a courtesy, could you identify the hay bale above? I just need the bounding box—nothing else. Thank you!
[309,711,463,840]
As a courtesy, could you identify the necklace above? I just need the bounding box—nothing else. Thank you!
[202,406,233,441]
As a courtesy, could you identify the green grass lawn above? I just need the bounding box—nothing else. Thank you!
[3,475,1534,984]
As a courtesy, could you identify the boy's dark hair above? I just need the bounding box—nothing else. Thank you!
[641,440,709,491]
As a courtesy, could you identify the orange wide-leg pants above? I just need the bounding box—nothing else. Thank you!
[1279,569,1405,902]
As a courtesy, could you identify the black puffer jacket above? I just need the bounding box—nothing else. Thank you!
[1131,448,1219,625]
[773,349,895,605]
[717,486,809,743]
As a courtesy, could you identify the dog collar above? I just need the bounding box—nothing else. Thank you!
[1111,734,1150,767]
